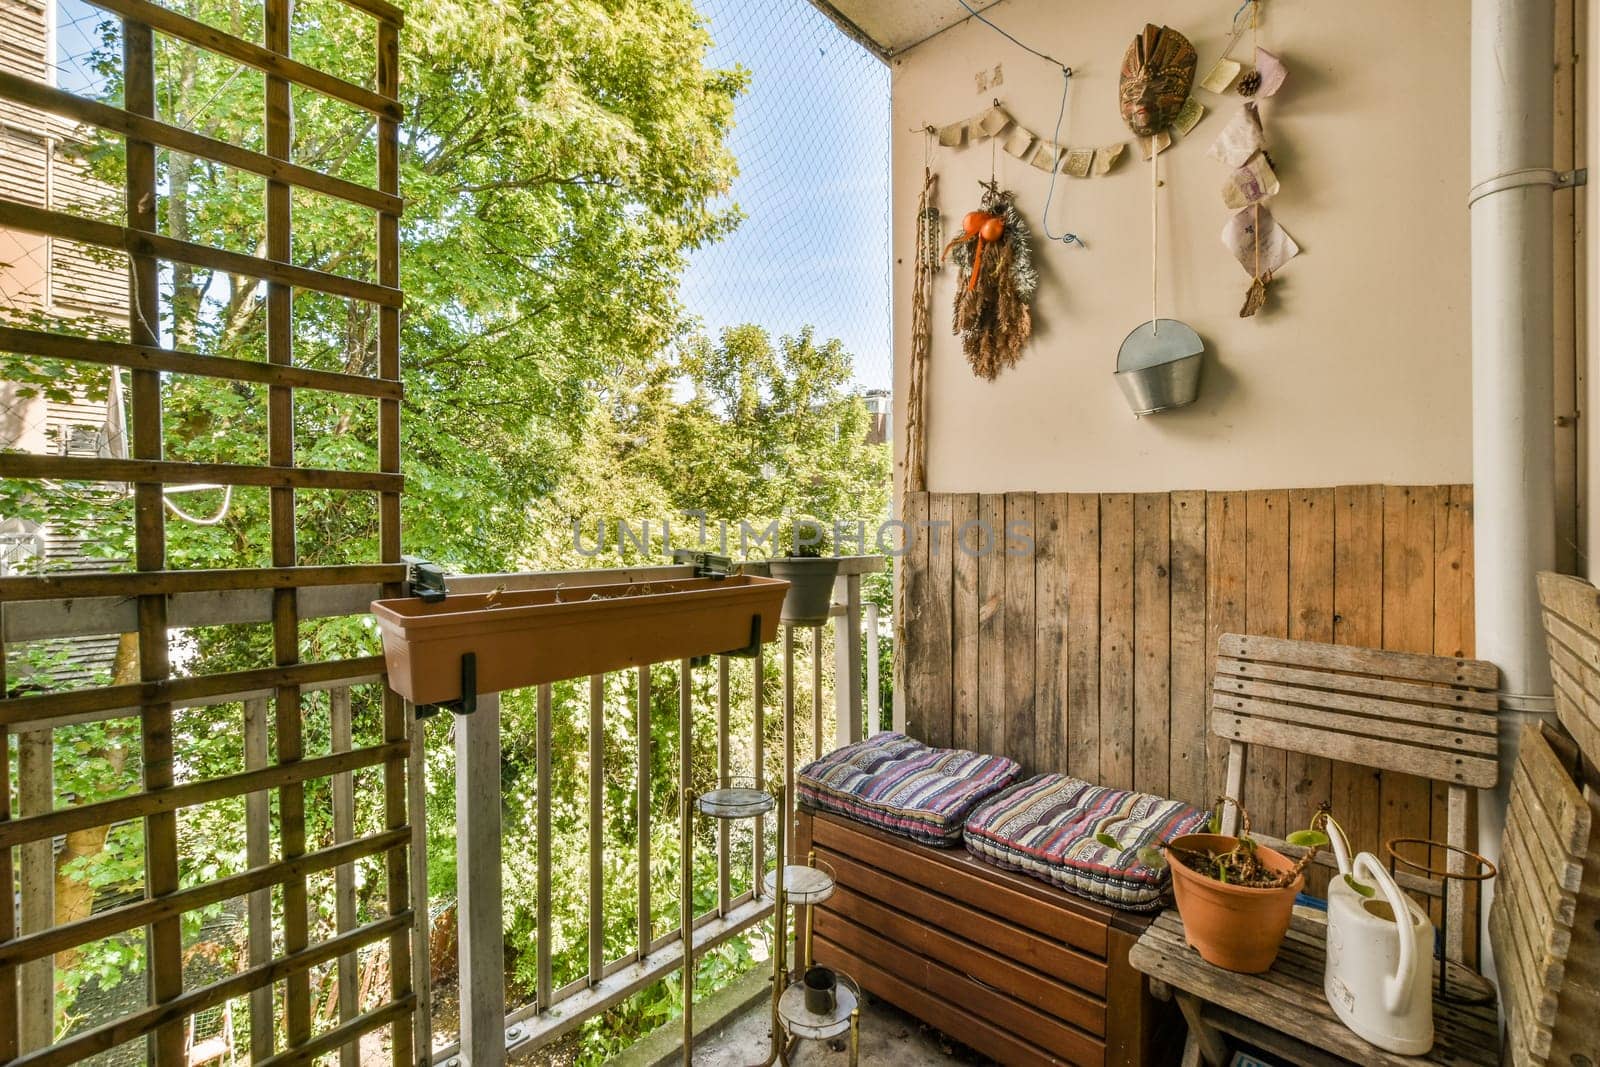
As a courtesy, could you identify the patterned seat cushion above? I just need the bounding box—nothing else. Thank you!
[963,774,1209,911]
[797,732,1022,846]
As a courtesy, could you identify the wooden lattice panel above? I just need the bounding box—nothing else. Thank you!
[0,0,415,1062]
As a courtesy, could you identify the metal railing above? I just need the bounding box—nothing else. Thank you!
[0,555,882,1065]
[433,557,883,1066]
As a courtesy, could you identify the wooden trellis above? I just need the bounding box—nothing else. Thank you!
[0,0,414,1063]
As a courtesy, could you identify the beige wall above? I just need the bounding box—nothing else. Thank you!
[892,0,1473,493]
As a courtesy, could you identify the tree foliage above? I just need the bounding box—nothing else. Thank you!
[1,0,889,1059]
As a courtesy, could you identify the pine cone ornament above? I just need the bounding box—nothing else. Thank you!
[1237,69,1262,96]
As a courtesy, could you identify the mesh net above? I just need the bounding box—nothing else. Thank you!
[684,0,892,390]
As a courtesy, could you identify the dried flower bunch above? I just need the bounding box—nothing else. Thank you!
[944,183,1038,380]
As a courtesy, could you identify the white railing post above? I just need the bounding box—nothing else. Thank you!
[865,601,881,736]
[456,691,505,1067]
[832,574,862,747]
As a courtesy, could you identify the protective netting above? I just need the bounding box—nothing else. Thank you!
[684,0,892,390]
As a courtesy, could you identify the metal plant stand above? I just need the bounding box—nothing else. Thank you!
[759,852,855,1065]
[1385,836,1499,1004]
[683,780,781,1066]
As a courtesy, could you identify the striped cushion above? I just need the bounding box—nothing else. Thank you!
[963,774,1208,911]
[797,732,1022,846]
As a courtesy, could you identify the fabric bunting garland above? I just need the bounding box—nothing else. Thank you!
[934,94,1207,177]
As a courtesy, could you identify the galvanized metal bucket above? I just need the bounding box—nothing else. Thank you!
[1115,318,1205,415]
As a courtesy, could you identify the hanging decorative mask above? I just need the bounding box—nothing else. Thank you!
[1119,23,1198,137]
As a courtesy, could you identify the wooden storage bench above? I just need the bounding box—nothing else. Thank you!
[796,807,1175,1067]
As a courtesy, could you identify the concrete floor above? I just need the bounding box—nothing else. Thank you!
[686,988,992,1066]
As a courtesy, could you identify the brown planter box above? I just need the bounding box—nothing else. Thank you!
[372,575,788,705]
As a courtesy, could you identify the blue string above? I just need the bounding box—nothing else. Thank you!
[953,0,1071,71]
[1039,68,1083,249]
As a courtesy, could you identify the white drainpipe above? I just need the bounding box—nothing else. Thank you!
[1469,0,1558,976]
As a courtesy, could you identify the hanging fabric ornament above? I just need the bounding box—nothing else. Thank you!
[943,183,1037,380]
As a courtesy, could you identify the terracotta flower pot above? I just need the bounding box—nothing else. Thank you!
[1167,832,1303,973]
[372,575,787,705]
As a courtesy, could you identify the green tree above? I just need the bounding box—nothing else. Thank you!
[1,1,892,1058]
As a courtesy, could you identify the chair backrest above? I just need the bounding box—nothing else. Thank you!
[1537,570,1600,768]
[1489,724,1594,1067]
[1211,632,1500,962]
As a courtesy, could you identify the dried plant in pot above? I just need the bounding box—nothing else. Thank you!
[1112,798,1331,973]
[766,516,840,626]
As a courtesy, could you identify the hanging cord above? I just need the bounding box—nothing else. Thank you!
[906,129,936,496]
[1150,140,1159,333]
[1219,0,1261,62]
[954,0,1071,70]
[1039,67,1084,248]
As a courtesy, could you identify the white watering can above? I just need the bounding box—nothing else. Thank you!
[1324,850,1434,1055]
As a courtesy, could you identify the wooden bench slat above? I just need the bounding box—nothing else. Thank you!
[1213,658,1500,712]
[1211,710,1498,787]
[1217,633,1498,689]
[1209,692,1499,755]
[813,935,1076,1067]
[824,883,1106,1033]
[811,812,1113,956]
[814,847,1108,995]
[815,907,1106,1066]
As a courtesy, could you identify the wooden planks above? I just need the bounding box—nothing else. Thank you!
[977,493,1007,758]
[1131,909,1499,1067]
[1244,491,1289,834]
[800,807,1167,1067]
[1168,491,1208,808]
[1005,493,1036,771]
[951,494,981,751]
[902,486,1484,945]
[922,494,954,748]
[1286,489,1335,841]
[1066,494,1101,784]
[1133,494,1171,798]
[1035,495,1070,772]
[1100,494,1135,790]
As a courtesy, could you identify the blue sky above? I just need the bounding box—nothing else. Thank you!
[682,0,893,390]
[49,0,895,388]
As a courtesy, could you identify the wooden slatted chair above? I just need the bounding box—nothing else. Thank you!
[1488,723,1594,1067]
[1519,570,1600,1065]
[1538,571,1600,767]
[1210,633,1500,962]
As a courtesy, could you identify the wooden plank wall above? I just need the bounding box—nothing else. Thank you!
[901,484,1476,858]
